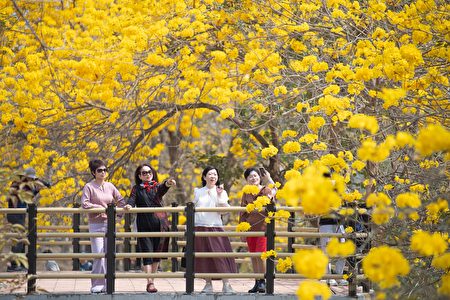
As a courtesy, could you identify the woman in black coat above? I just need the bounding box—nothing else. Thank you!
[124,164,176,293]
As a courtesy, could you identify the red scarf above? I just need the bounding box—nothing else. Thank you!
[142,180,158,192]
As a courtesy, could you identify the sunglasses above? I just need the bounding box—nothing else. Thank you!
[96,168,108,173]
[141,170,152,176]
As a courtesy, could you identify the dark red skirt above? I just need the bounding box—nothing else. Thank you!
[194,226,237,274]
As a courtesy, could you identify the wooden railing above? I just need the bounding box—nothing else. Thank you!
[0,203,370,296]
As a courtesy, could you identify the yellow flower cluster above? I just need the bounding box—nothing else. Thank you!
[348,114,379,134]
[415,124,450,156]
[342,190,362,203]
[420,160,440,169]
[366,193,391,207]
[276,257,292,273]
[296,280,331,300]
[236,221,251,232]
[299,133,318,144]
[246,196,271,212]
[282,130,297,138]
[409,184,427,193]
[277,165,341,214]
[426,199,449,223]
[372,206,395,225]
[396,193,421,208]
[252,103,267,113]
[438,273,450,296]
[345,226,354,233]
[261,250,278,260]
[307,116,326,133]
[339,207,355,216]
[326,238,356,257]
[219,108,235,119]
[320,154,348,173]
[312,142,327,151]
[261,145,278,159]
[366,192,394,224]
[377,88,406,109]
[293,159,310,169]
[362,246,410,288]
[410,231,448,256]
[242,184,260,195]
[351,160,365,171]
[432,253,450,271]
[357,134,407,162]
[293,249,328,279]
[282,141,301,154]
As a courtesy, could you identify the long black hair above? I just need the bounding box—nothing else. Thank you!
[201,166,221,187]
[134,164,159,185]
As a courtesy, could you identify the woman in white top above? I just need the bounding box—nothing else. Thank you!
[192,166,237,293]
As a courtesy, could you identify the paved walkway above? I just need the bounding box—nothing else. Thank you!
[0,273,350,296]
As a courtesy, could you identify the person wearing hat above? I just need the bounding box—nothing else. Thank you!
[6,167,51,272]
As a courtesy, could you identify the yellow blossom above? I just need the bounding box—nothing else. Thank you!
[282,130,297,138]
[438,273,450,296]
[242,185,260,195]
[378,88,406,109]
[294,159,310,169]
[220,108,235,119]
[410,231,448,256]
[351,160,365,171]
[261,145,278,159]
[396,193,421,208]
[276,257,293,273]
[362,246,410,288]
[296,280,331,300]
[236,222,251,232]
[308,116,326,133]
[283,141,301,154]
[432,253,450,271]
[299,134,318,144]
[293,249,328,279]
[416,124,450,156]
[383,184,394,191]
[326,238,356,257]
[372,206,395,225]
[366,193,391,208]
[348,114,379,134]
[345,226,354,233]
[261,250,277,260]
[246,203,255,213]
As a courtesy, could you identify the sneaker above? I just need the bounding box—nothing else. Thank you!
[201,282,213,293]
[91,285,105,293]
[338,279,348,286]
[327,279,338,286]
[222,283,235,294]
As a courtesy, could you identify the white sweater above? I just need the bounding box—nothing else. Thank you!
[193,186,230,227]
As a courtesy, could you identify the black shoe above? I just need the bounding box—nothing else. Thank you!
[248,280,259,293]
[7,265,27,272]
[257,280,266,293]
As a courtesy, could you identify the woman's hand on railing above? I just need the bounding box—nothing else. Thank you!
[123,204,132,210]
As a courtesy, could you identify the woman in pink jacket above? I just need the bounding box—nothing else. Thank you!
[81,159,126,293]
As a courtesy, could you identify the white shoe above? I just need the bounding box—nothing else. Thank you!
[338,279,348,286]
[201,282,213,293]
[327,279,338,286]
[90,285,105,293]
[222,283,235,294]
